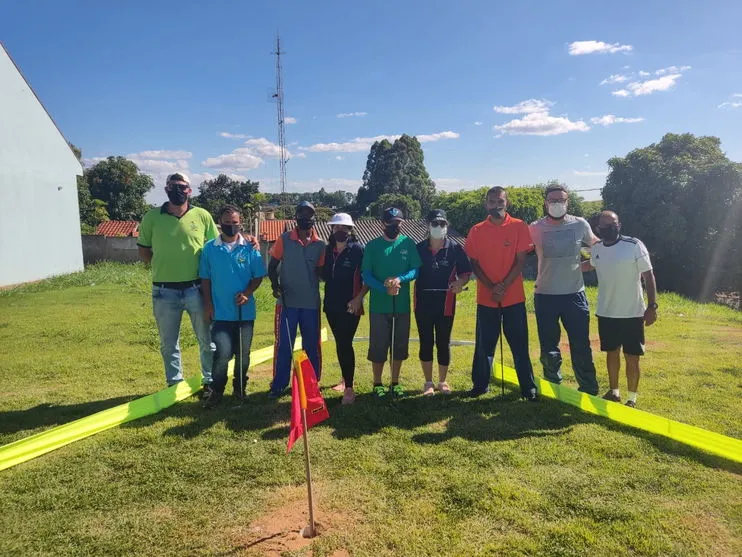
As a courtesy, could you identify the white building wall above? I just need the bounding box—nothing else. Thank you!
[0,44,84,287]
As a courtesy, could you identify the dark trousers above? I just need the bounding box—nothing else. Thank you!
[471,303,537,396]
[211,320,254,395]
[325,311,361,387]
[534,291,599,395]
[272,306,321,394]
[415,312,454,366]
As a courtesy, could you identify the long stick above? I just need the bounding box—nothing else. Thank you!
[301,407,316,536]
[390,294,396,377]
[238,304,244,403]
[499,302,505,398]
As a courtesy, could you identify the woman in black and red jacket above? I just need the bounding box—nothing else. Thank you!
[322,213,367,404]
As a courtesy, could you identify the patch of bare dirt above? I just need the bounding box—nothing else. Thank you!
[223,485,354,556]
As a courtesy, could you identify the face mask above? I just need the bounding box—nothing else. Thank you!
[296,217,315,230]
[547,202,567,219]
[221,224,240,237]
[333,230,349,243]
[488,207,505,219]
[598,225,620,243]
[166,188,188,206]
[430,225,447,239]
[385,224,400,239]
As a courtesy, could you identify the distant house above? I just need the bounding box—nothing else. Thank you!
[0,43,84,287]
[95,221,139,238]
[258,218,465,262]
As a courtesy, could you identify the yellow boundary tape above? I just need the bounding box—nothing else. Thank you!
[493,362,742,463]
[0,329,327,472]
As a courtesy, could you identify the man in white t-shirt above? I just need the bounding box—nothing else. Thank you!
[584,211,658,408]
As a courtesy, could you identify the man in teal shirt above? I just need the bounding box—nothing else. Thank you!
[361,208,422,398]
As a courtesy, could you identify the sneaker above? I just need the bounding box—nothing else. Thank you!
[341,387,356,405]
[422,381,435,396]
[437,381,452,395]
[602,390,621,403]
[199,383,214,400]
[625,400,637,408]
[524,392,539,402]
[201,390,222,409]
[390,384,406,398]
[373,385,388,399]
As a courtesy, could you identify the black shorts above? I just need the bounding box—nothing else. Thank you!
[597,316,645,356]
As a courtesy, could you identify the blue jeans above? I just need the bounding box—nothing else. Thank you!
[534,291,599,395]
[272,305,321,394]
[152,285,214,386]
[211,320,254,395]
[471,303,537,396]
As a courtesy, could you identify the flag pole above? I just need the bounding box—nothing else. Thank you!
[295,359,317,538]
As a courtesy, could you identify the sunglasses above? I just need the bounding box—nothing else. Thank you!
[166,183,189,192]
[430,221,447,227]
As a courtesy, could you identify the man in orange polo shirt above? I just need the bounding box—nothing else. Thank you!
[465,186,538,400]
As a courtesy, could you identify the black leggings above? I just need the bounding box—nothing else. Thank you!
[325,311,361,387]
[415,312,454,366]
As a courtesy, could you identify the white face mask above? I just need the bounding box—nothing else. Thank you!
[430,225,447,239]
[547,202,567,219]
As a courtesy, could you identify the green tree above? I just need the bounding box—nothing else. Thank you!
[603,133,742,298]
[192,174,260,221]
[357,134,436,212]
[69,143,109,233]
[85,156,154,221]
[367,193,421,220]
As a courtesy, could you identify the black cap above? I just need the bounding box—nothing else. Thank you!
[382,207,404,222]
[426,209,447,223]
[296,201,316,213]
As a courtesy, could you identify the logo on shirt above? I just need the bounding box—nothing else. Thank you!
[189,222,199,232]
[237,254,247,264]
[504,239,512,247]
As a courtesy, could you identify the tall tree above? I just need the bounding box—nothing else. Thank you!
[192,174,260,221]
[69,143,109,233]
[86,156,154,221]
[603,133,742,298]
[357,134,436,212]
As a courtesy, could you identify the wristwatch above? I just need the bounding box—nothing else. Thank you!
[648,302,658,310]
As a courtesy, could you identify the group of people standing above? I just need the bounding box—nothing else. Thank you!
[138,173,658,410]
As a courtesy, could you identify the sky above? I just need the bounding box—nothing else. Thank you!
[2,0,741,204]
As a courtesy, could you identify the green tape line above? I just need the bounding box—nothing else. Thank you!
[0,330,327,472]
[493,363,742,463]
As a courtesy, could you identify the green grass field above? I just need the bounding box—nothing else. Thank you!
[1,262,740,556]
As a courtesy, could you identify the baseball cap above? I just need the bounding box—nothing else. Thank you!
[296,201,316,213]
[166,172,190,186]
[328,213,354,227]
[382,207,404,223]
[426,209,448,223]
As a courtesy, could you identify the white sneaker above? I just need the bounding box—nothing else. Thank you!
[422,381,435,396]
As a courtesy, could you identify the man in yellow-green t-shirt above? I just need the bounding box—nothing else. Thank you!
[137,172,218,390]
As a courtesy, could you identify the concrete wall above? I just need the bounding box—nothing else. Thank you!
[0,45,84,287]
[81,236,140,264]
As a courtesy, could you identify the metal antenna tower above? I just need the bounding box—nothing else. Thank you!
[272,35,288,207]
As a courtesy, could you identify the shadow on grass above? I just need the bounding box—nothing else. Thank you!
[0,395,146,438]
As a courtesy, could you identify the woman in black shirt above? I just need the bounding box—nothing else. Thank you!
[414,209,472,395]
[322,213,367,404]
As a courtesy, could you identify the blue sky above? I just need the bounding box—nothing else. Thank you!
[3,0,741,203]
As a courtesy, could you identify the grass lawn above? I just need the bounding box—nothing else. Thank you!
[1,262,740,556]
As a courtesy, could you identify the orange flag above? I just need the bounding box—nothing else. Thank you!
[287,351,329,453]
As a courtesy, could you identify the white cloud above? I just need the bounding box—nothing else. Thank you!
[190,172,248,185]
[127,150,192,160]
[219,132,250,140]
[255,177,362,193]
[243,137,283,158]
[473,121,483,126]
[201,149,264,172]
[612,89,630,97]
[655,65,691,75]
[718,101,742,109]
[494,112,590,136]
[294,152,307,159]
[432,178,484,191]
[638,70,650,77]
[568,40,633,56]
[600,74,629,85]
[302,131,459,153]
[336,112,368,118]
[335,156,344,160]
[417,131,460,142]
[590,114,644,126]
[733,93,742,98]
[493,99,553,114]
[573,170,608,177]
[284,116,297,124]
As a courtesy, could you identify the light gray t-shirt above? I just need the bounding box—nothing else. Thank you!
[529,215,596,295]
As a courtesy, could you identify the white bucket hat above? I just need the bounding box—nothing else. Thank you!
[328,213,354,227]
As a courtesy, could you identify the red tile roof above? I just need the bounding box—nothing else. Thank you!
[259,219,293,242]
[95,221,139,237]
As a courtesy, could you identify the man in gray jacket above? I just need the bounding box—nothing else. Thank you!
[268,202,326,396]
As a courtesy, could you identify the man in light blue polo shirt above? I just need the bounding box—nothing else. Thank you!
[199,205,266,408]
